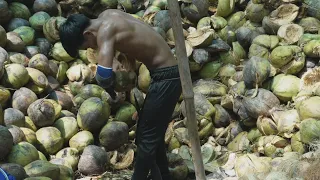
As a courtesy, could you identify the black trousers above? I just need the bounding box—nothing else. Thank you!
[132,65,182,180]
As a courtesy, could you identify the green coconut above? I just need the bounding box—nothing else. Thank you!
[28,54,50,75]
[138,64,151,93]
[227,11,246,30]
[24,160,60,179]
[27,99,56,128]
[49,91,73,111]
[56,148,80,171]
[227,132,250,152]
[218,64,237,85]
[53,117,78,144]
[257,116,278,136]
[0,105,3,125]
[45,99,61,120]
[300,118,320,144]
[4,108,25,127]
[20,127,37,146]
[7,125,26,144]
[217,25,236,45]
[13,26,35,46]
[245,2,270,23]
[291,132,306,154]
[43,17,66,43]
[213,104,231,128]
[77,145,109,176]
[219,41,246,65]
[304,0,320,20]
[248,43,270,60]
[0,163,27,180]
[36,127,63,155]
[197,17,212,29]
[211,16,228,30]
[50,158,72,170]
[8,52,28,66]
[243,56,271,90]
[0,125,13,160]
[1,63,29,89]
[35,38,52,57]
[216,0,235,17]
[0,25,6,47]
[99,121,129,151]
[118,0,143,13]
[299,17,320,33]
[55,61,68,84]
[270,45,300,68]
[77,97,110,132]
[50,42,74,62]
[247,128,262,143]
[297,96,320,120]
[33,0,58,16]
[25,116,37,132]
[0,86,10,107]
[9,2,31,20]
[0,0,13,25]
[114,102,136,125]
[6,18,30,32]
[24,46,40,59]
[29,11,51,31]
[167,153,189,180]
[198,61,221,79]
[270,74,300,102]
[303,40,320,58]
[5,32,25,52]
[69,130,94,153]
[66,64,93,83]
[56,164,74,180]
[7,142,39,167]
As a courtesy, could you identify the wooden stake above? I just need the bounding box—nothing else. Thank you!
[167,1,206,179]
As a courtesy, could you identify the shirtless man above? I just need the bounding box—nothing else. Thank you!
[59,10,182,180]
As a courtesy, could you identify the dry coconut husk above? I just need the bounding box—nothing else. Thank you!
[109,147,134,170]
[300,67,320,91]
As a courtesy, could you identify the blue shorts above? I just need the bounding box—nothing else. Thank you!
[0,168,15,180]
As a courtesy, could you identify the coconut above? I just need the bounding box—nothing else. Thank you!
[213,104,231,128]
[77,97,110,132]
[66,64,93,83]
[114,71,137,92]
[0,105,3,125]
[0,125,13,160]
[245,2,270,23]
[6,18,30,32]
[69,130,94,152]
[256,135,289,157]
[36,127,63,155]
[138,64,151,93]
[7,142,39,167]
[242,88,281,119]
[54,61,68,84]
[300,118,320,145]
[303,40,320,58]
[29,11,50,31]
[236,27,263,49]
[26,67,48,89]
[0,86,10,107]
[216,0,235,17]
[168,136,181,151]
[243,56,271,89]
[8,52,29,66]
[24,160,60,179]
[6,32,26,53]
[37,150,47,161]
[59,110,75,119]
[197,17,212,29]
[43,17,66,43]
[9,2,31,20]
[186,27,215,48]
[227,11,246,30]
[118,0,143,13]
[0,163,27,180]
[297,96,320,120]
[56,148,80,171]
[217,26,236,45]
[0,0,12,25]
[53,117,78,144]
[33,0,58,16]
[109,147,135,170]
[20,127,37,145]
[27,99,56,127]
[47,76,60,90]
[49,91,73,110]
[12,87,38,115]
[270,74,300,102]
[130,87,144,108]
[7,125,26,144]
[45,99,61,121]
[193,79,227,98]
[3,111,21,131]
[24,46,40,59]
[198,61,221,79]
[271,109,300,138]
[248,43,270,60]
[114,102,136,125]
[277,24,304,45]
[0,25,6,47]
[50,158,72,170]
[219,41,246,65]
[99,121,129,151]
[257,116,278,136]
[167,153,189,180]
[28,54,50,75]
[304,0,320,19]
[299,17,320,33]
[1,63,29,89]
[13,26,35,46]
[78,145,109,176]
[270,45,300,69]
[247,128,262,143]
[35,38,52,57]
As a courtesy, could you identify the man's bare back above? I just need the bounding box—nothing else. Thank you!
[92,9,177,70]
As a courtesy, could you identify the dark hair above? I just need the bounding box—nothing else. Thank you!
[59,14,90,58]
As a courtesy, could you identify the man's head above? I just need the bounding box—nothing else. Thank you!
[59,14,97,58]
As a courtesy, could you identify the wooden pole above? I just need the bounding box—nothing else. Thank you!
[167,1,206,180]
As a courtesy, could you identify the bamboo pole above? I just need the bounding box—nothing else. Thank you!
[167,1,207,179]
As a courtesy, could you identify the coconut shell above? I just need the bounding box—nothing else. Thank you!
[78,145,109,176]
[0,163,27,180]
[24,160,60,179]
[7,141,39,167]
[277,24,304,45]
[69,130,94,152]
[299,118,320,144]
[99,121,129,151]
[36,127,63,155]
